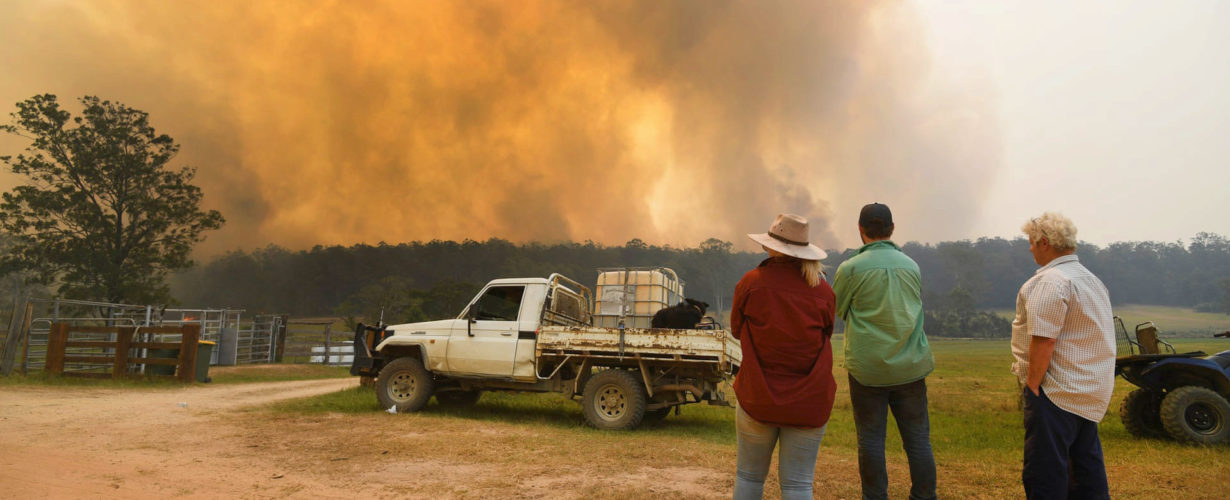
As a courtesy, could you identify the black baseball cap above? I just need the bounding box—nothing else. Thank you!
[859,203,893,227]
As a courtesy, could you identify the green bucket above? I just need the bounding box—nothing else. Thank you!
[146,341,215,382]
[146,348,178,376]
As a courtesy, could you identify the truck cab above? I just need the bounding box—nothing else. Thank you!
[369,275,589,382]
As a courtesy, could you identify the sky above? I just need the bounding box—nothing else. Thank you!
[0,0,1226,257]
[915,0,1230,247]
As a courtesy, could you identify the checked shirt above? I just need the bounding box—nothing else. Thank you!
[1010,254,1116,422]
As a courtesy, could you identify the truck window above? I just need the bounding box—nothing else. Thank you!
[473,286,524,321]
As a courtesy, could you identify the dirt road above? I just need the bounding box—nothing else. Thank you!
[0,376,731,499]
[0,378,367,499]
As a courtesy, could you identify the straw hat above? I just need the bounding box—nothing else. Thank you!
[747,213,826,260]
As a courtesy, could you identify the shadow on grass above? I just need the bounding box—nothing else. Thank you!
[274,386,738,444]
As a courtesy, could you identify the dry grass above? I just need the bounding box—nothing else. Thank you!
[262,337,1229,498]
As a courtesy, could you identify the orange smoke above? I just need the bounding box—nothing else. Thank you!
[0,0,998,255]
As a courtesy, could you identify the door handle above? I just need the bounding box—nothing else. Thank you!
[500,332,513,336]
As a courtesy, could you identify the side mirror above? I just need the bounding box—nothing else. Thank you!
[466,309,477,336]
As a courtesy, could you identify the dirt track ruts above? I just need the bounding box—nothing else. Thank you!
[0,378,361,499]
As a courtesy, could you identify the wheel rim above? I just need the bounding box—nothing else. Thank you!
[1185,402,1220,433]
[389,371,417,403]
[594,383,627,421]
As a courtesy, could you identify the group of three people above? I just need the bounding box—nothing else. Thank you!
[729,205,1116,500]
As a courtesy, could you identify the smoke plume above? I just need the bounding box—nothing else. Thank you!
[0,0,999,255]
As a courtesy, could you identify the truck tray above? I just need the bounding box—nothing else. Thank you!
[535,326,741,371]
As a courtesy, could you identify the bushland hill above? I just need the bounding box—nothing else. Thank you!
[171,233,1230,338]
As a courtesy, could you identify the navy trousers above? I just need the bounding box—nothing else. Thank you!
[1022,386,1110,500]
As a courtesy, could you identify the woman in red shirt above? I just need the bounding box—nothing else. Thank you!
[731,213,837,500]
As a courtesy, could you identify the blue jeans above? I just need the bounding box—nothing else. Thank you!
[848,374,937,500]
[1022,386,1109,500]
[734,405,826,500]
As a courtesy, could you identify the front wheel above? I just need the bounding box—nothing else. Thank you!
[1160,386,1230,444]
[581,369,648,430]
[376,357,435,413]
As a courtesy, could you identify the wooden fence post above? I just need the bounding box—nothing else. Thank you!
[44,323,68,375]
[178,324,200,383]
[323,323,332,365]
[114,326,135,378]
[274,315,288,362]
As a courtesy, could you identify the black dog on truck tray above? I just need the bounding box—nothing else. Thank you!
[651,298,710,329]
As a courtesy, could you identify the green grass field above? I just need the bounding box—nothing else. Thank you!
[271,336,1229,499]
[992,304,1230,336]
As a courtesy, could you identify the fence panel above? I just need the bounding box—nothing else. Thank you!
[2,298,261,374]
[2,297,352,374]
[311,342,354,365]
[281,320,349,365]
[235,314,281,364]
[44,323,201,382]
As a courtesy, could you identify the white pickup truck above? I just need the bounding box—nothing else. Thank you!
[350,272,741,429]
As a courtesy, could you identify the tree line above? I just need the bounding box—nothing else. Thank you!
[169,233,1230,337]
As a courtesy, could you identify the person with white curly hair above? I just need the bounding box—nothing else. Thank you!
[1011,211,1115,500]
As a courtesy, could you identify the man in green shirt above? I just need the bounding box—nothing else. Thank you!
[833,203,936,500]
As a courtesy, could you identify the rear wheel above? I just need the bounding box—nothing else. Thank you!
[376,357,435,413]
[1120,389,1165,438]
[1160,386,1230,444]
[582,369,647,430]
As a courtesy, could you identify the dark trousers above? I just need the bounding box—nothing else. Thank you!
[849,374,937,500]
[1022,386,1110,500]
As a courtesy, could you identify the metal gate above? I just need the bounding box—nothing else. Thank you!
[0,297,283,375]
[1,297,352,376]
[236,314,284,364]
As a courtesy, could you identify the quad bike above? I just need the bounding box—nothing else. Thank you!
[1115,317,1230,444]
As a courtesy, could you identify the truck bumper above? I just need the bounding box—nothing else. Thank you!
[350,323,389,377]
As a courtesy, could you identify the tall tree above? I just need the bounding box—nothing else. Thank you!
[0,94,224,304]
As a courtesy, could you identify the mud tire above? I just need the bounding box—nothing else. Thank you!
[581,369,647,430]
[1120,389,1166,438]
[1160,386,1230,444]
[376,357,435,413]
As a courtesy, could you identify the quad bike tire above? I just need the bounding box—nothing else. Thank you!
[1120,389,1166,438]
[581,369,648,430]
[435,390,482,406]
[1159,386,1230,445]
[376,357,436,413]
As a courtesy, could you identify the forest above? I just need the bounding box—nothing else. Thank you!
[170,232,1230,338]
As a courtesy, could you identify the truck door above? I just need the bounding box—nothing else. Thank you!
[447,285,523,377]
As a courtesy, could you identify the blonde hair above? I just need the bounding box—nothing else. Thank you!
[1022,212,1078,251]
[801,260,824,287]
[764,245,825,287]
